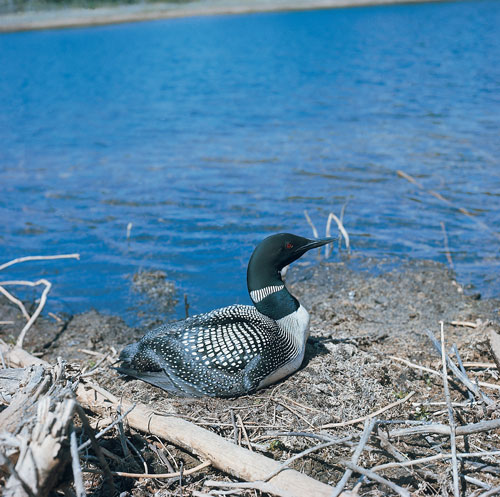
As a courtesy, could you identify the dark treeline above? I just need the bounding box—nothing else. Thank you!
[0,0,189,14]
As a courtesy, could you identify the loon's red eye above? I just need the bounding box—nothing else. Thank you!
[286,242,293,249]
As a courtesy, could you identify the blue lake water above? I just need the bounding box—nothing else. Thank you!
[0,1,499,323]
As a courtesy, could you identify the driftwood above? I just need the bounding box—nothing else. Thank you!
[488,329,500,373]
[0,344,336,497]
[0,362,76,497]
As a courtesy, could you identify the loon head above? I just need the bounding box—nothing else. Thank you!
[247,233,335,318]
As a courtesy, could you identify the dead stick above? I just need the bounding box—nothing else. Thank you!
[236,413,253,452]
[320,391,415,429]
[453,344,474,402]
[0,285,30,321]
[440,221,454,269]
[0,279,52,348]
[372,450,500,472]
[450,320,479,328]
[389,355,500,393]
[344,461,410,497]
[0,254,80,271]
[388,418,500,438]
[479,486,500,497]
[78,403,136,452]
[331,418,376,497]
[0,254,80,272]
[425,329,494,406]
[328,212,350,253]
[230,408,238,445]
[84,459,211,479]
[117,404,131,459]
[75,404,115,496]
[70,427,86,497]
[440,322,460,497]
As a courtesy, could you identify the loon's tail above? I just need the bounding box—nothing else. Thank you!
[115,342,202,397]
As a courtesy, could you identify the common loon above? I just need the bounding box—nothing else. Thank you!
[118,233,334,397]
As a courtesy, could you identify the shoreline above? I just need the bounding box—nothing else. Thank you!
[0,0,451,33]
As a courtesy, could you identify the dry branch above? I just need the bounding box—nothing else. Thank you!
[0,254,80,272]
[0,363,76,497]
[327,212,350,253]
[439,322,459,497]
[331,418,376,497]
[344,461,411,497]
[84,459,211,479]
[0,279,52,348]
[425,329,494,406]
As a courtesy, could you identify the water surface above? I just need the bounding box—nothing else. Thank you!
[0,1,499,322]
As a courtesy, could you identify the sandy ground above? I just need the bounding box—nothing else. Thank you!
[0,0,451,32]
[1,256,500,495]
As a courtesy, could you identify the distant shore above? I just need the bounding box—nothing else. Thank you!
[0,0,450,33]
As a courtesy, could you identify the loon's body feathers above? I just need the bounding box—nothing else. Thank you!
[118,304,305,397]
[118,233,334,397]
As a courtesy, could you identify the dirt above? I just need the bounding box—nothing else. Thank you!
[1,256,500,495]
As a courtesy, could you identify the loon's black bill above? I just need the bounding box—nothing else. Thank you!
[300,237,336,252]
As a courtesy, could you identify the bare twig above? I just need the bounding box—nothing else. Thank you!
[0,279,52,348]
[116,404,131,459]
[320,391,415,429]
[84,459,211,479]
[327,212,350,253]
[230,409,239,445]
[236,413,253,452]
[439,323,460,497]
[440,222,454,269]
[453,343,474,403]
[425,329,494,406]
[450,320,478,328]
[479,486,500,497]
[331,418,376,497]
[78,403,136,452]
[70,427,86,497]
[344,461,410,497]
[387,418,500,438]
[371,450,500,472]
[0,285,31,321]
[0,253,80,272]
[389,355,500,392]
[75,404,115,495]
[304,210,319,239]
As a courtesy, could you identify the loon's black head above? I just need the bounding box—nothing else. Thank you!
[247,233,335,292]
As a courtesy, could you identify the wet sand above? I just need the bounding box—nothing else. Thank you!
[0,0,450,33]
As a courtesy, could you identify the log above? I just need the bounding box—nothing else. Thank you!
[0,360,76,497]
[1,345,336,497]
